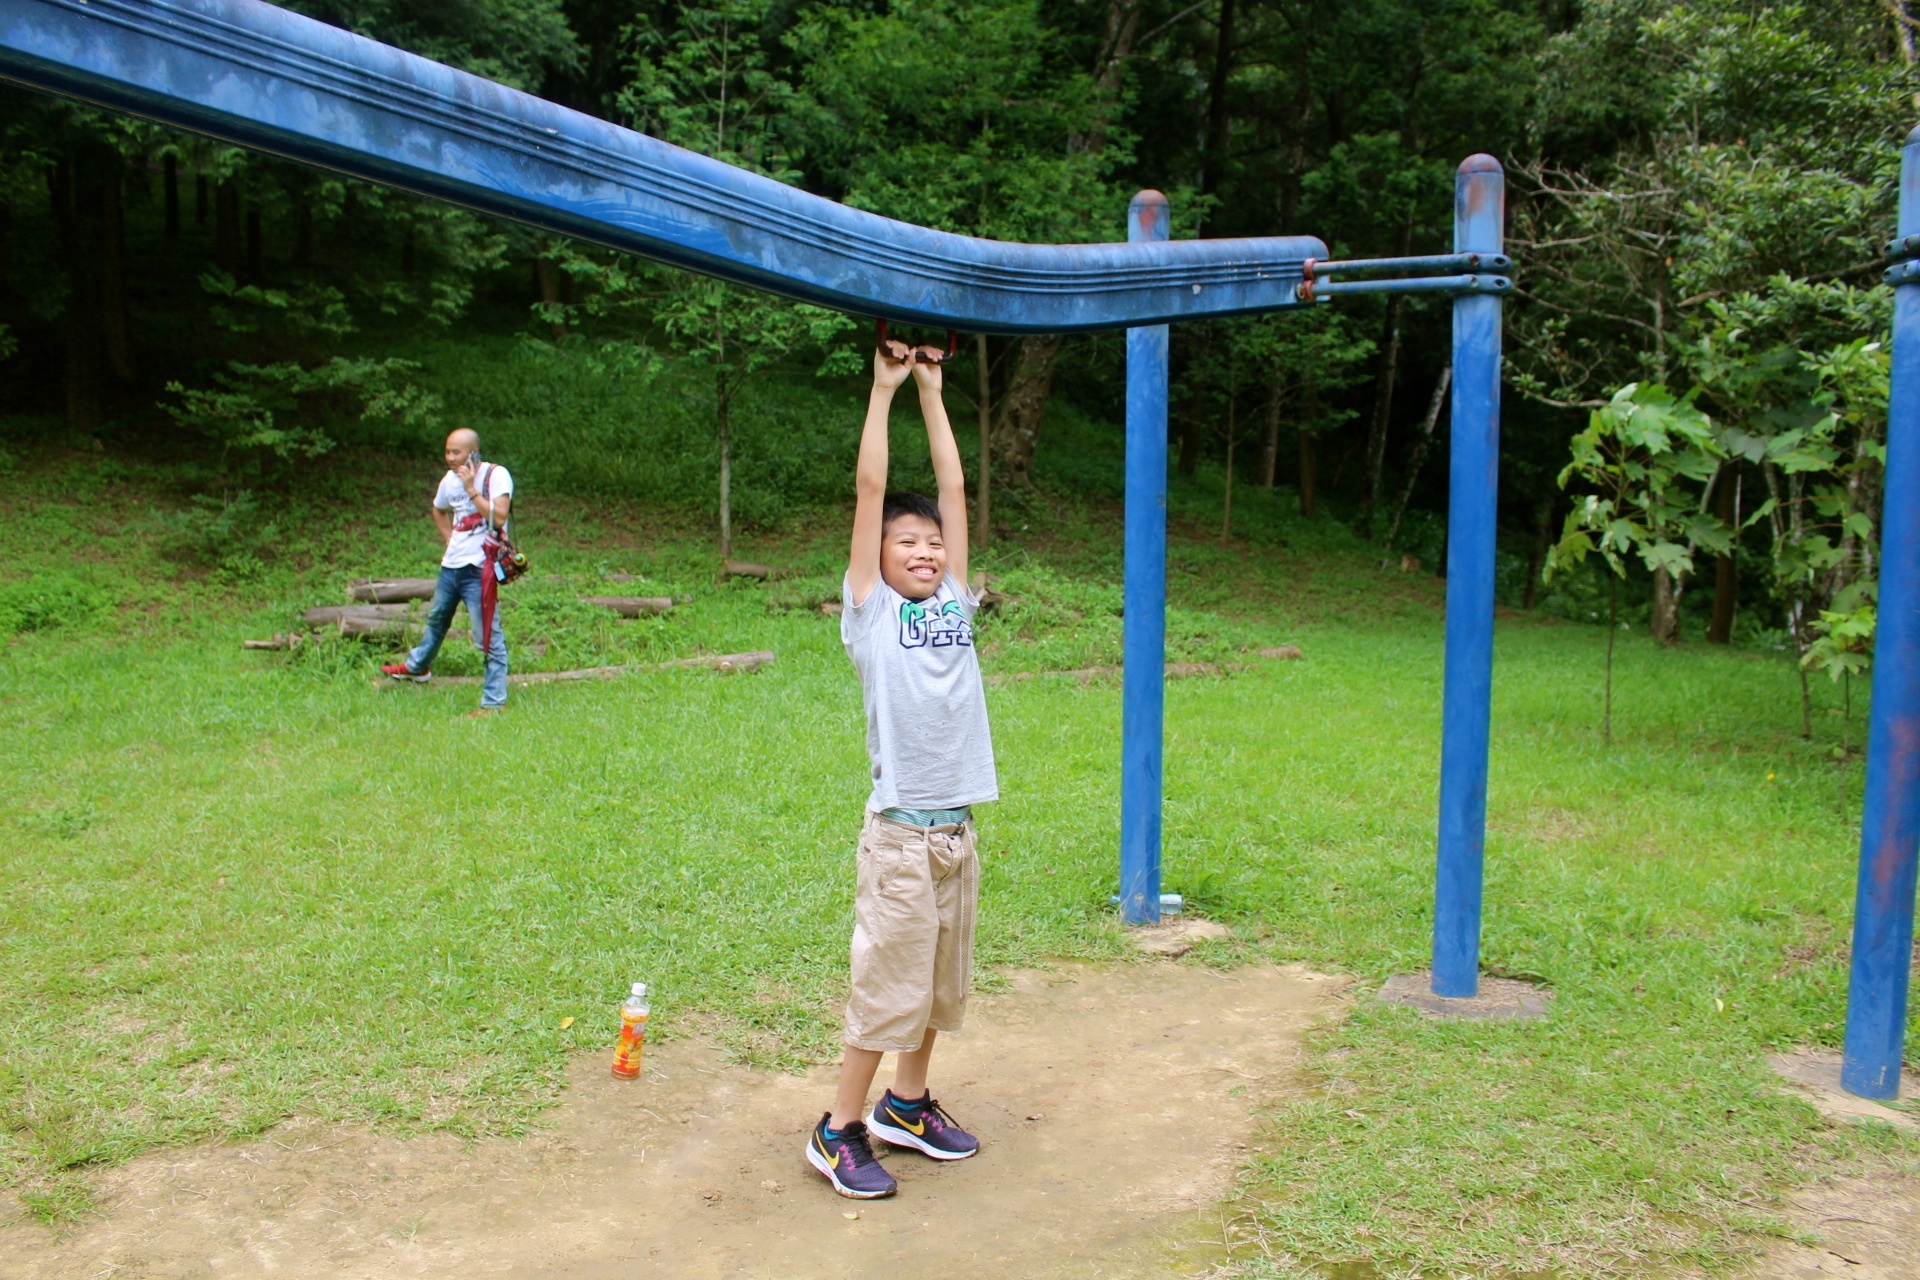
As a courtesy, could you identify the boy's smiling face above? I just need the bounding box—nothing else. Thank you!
[880,513,947,600]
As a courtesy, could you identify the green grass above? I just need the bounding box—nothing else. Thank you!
[0,436,1914,1276]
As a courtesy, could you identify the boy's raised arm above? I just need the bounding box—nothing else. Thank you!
[849,344,915,607]
[912,351,968,590]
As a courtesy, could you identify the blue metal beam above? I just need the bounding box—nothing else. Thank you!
[0,0,1326,334]
[1431,155,1506,998]
[1841,125,1920,1100]
[1120,191,1170,927]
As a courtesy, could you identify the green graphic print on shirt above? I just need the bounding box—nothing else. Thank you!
[899,598,973,650]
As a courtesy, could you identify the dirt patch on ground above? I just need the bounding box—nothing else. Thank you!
[1741,1169,1920,1280]
[1,961,1346,1279]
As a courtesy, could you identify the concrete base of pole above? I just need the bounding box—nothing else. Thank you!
[1772,1050,1918,1129]
[1378,972,1551,1021]
[1130,918,1230,958]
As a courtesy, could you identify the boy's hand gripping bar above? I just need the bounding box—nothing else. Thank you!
[877,319,959,364]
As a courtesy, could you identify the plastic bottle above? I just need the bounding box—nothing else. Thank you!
[611,982,649,1079]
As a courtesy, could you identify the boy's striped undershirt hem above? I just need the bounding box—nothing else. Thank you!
[878,806,972,828]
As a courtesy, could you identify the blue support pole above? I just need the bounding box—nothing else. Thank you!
[1431,155,1506,998]
[1840,126,1920,1100]
[1120,190,1171,927]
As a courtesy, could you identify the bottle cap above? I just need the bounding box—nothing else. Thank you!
[632,982,647,997]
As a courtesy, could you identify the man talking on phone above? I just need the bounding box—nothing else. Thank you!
[382,427,512,715]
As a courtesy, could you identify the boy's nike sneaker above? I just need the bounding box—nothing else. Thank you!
[380,663,429,682]
[805,1115,897,1198]
[867,1090,979,1161]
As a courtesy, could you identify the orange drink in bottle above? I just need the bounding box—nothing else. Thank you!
[611,982,649,1079]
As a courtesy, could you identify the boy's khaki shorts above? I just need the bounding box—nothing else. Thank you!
[844,811,979,1053]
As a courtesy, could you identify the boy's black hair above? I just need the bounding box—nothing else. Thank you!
[882,491,942,531]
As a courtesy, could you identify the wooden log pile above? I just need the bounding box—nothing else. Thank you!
[302,603,423,638]
[348,578,439,602]
[248,575,689,650]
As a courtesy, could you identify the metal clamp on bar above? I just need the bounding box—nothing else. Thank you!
[1300,274,1513,301]
[1315,251,1514,278]
[1887,259,1920,286]
[1887,233,1920,262]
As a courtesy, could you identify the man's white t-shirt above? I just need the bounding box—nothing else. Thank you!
[434,462,513,569]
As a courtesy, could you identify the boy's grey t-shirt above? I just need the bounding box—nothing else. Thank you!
[841,571,998,812]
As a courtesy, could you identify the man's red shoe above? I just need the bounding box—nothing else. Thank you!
[381,663,429,682]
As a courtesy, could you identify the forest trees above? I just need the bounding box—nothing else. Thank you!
[1513,0,1911,655]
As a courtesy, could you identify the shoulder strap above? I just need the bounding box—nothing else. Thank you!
[482,463,512,538]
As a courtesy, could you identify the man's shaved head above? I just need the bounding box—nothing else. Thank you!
[447,428,480,453]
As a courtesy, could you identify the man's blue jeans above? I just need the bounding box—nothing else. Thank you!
[407,565,509,707]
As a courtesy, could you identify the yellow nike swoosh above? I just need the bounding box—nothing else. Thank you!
[890,1107,925,1136]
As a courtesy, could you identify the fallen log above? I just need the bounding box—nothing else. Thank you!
[723,560,783,580]
[304,603,412,628]
[768,593,839,614]
[348,578,439,603]
[375,649,775,688]
[338,613,415,639]
[585,595,674,617]
[967,571,1014,612]
[243,632,307,650]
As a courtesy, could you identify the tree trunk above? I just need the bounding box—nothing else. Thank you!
[245,204,263,283]
[215,180,241,277]
[533,247,567,339]
[991,334,1065,485]
[1708,470,1737,644]
[1260,384,1284,488]
[716,317,732,559]
[195,172,208,226]
[976,333,992,549]
[1381,363,1451,553]
[1220,419,1236,544]
[52,156,100,435]
[1298,376,1320,516]
[294,182,313,266]
[1196,0,1237,236]
[163,152,180,241]
[1651,565,1679,646]
[1298,429,1317,516]
[1604,574,1617,745]
[100,156,132,380]
[1791,600,1814,739]
[717,379,732,559]
[1524,489,1553,610]
[1359,296,1406,521]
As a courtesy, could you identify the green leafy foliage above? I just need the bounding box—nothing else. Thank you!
[149,490,279,581]
[0,572,107,637]
[1548,382,1728,582]
[163,358,442,471]
[1804,585,1875,684]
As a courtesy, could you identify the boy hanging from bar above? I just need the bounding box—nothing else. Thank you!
[804,332,997,1199]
